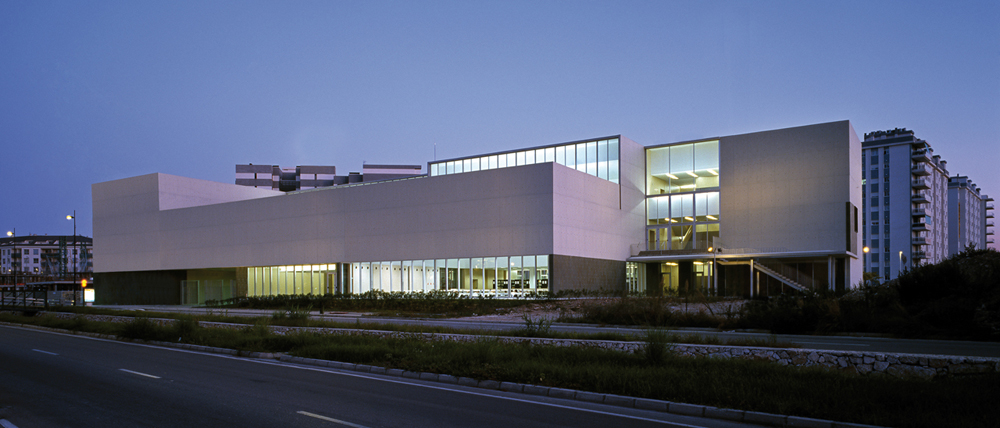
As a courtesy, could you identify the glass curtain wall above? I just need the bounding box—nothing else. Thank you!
[348,255,549,296]
[429,138,620,184]
[645,140,721,251]
[247,264,338,297]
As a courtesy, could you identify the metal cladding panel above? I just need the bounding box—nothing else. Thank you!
[718,121,861,256]
[94,165,563,272]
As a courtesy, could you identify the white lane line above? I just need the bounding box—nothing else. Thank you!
[119,369,161,379]
[268,361,707,428]
[32,349,58,355]
[796,342,869,346]
[297,411,369,428]
[1,418,20,428]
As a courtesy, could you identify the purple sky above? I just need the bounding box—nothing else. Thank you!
[2,1,997,248]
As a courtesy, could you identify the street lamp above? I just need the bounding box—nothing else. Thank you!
[67,212,77,304]
[5,229,14,287]
[898,250,904,276]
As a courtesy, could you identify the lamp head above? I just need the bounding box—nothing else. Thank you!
[66,215,74,220]
[863,246,869,253]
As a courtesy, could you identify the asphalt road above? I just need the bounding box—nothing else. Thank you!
[109,305,1000,358]
[0,325,762,428]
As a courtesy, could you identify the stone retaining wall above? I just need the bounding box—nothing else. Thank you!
[47,312,1000,379]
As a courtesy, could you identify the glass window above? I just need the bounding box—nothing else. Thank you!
[463,159,471,173]
[576,143,587,172]
[510,256,522,290]
[516,151,526,166]
[693,140,719,172]
[544,147,555,163]
[506,152,516,167]
[597,139,608,180]
[586,141,597,176]
[556,146,566,166]
[670,144,693,175]
[565,145,575,169]
[471,158,480,172]
[484,257,497,293]
[496,256,508,294]
[535,148,545,164]
[489,155,498,169]
[525,150,535,165]
[672,225,693,250]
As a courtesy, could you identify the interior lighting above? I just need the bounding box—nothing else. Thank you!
[707,169,718,176]
[706,215,718,220]
[665,262,678,266]
[693,261,704,265]
[665,173,679,180]
[680,184,696,189]
[686,171,698,177]
[684,216,694,221]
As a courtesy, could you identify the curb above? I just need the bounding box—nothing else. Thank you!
[1,321,884,428]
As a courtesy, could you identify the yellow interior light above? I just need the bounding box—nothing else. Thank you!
[680,184,696,189]
[686,171,698,177]
[707,168,718,176]
[693,261,704,265]
[665,173,679,180]
[684,216,694,221]
[706,215,718,220]
[81,279,87,288]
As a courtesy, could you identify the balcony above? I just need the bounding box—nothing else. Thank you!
[911,194,930,204]
[912,237,927,246]
[912,222,930,232]
[912,179,930,190]
[988,212,995,219]
[988,203,995,210]
[911,150,931,163]
[911,208,928,217]
[988,221,996,228]
[912,251,927,260]
[989,238,995,244]
[910,163,931,176]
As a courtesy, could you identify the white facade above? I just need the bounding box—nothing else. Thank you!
[92,122,862,304]
[948,176,992,253]
[862,130,949,280]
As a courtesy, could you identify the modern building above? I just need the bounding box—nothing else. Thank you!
[861,129,950,280]
[92,121,862,304]
[236,163,423,191]
[1,234,93,286]
[948,175,994,253]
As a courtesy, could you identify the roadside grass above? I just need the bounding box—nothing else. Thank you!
[2,311,996,427]
[24,307,799,348]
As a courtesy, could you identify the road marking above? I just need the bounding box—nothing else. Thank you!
[271,362,708,428]
[120,369,160,379]
[796,341,869,346]
[1,419,20,428]
[32,349,58,355]
[297,411,369,428]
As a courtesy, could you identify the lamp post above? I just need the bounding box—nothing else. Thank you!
[5,229,14,287]
[67,211,77,304]
[862,245,869,271]
[898,250,904,277]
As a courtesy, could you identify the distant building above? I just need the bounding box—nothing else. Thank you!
[236,163,423,191]
[862,128,995,281]
[862,129,950,280]
[948,175,994,253]
[1,235,93,286]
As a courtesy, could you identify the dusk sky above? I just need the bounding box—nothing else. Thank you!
[1,1,997,246]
